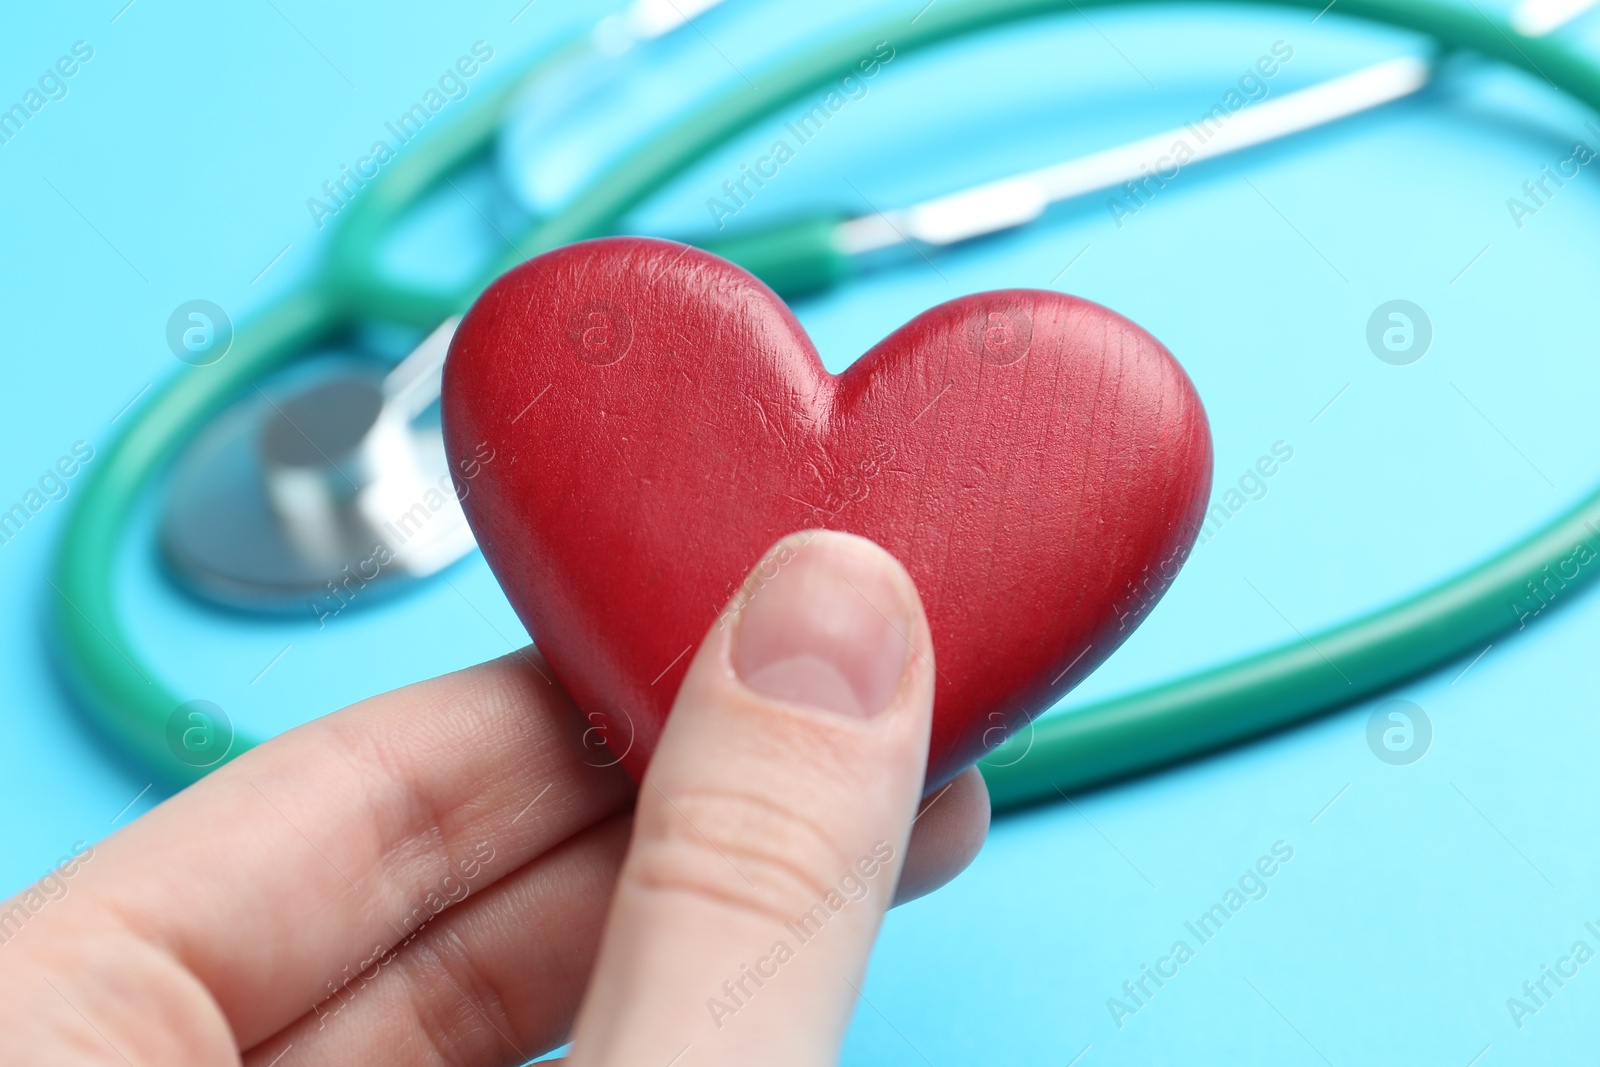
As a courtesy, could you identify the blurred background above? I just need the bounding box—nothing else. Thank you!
[6,0,1600,1061]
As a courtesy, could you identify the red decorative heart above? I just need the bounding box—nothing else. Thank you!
[442,237,1211,790]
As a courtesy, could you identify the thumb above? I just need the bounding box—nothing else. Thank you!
[567,530,936,1066]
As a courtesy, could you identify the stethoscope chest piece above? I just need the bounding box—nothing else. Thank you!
[161,319,475,614]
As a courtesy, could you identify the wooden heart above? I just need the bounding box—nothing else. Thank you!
[442,237,1212,790]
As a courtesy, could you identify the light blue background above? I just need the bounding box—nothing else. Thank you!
[5,0,1600,1062]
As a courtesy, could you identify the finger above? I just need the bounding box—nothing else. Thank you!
[235,773,985,1067]
[242,739,986,1066]
[895,766,990,905]
[241,813,633,1067]
[568,530,939,1066]
[48,649,634,1050]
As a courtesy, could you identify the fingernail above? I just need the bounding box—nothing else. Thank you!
[732,534,912,719]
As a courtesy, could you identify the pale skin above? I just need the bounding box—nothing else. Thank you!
[0,532,989,1064]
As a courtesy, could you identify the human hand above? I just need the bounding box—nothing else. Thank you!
[0,530,987,1065]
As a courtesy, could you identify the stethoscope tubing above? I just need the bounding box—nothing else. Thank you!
[51,0,1600,805]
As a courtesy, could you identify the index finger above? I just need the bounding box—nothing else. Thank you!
[46,649,633,1050]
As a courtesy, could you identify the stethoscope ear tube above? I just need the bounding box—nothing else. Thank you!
[52,0,1600,798]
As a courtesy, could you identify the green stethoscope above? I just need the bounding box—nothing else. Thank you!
[51,0,1600,808]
